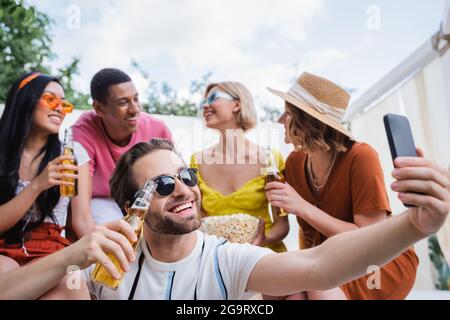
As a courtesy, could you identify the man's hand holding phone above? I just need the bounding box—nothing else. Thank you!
[391,147,450,235]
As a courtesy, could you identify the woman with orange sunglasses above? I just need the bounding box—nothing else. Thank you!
[0,72,94,299]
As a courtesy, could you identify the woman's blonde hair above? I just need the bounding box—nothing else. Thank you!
[204,81,257,131]
[286,102,354,153]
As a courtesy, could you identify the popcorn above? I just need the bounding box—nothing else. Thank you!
[201,213,261,244]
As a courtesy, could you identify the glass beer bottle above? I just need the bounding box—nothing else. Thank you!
[60,128,78,197]
[91,180,156,290]
[265,147,288,217]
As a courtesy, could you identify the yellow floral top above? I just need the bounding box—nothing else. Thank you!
[190,149,287,252]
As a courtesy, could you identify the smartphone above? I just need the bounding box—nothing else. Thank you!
[383,114,418,208]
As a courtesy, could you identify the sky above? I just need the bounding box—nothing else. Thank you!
[27,0,445,116]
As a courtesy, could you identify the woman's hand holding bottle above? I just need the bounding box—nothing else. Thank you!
[31,155,79,193]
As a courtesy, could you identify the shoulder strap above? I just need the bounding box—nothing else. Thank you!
[193,235,207,300]
[213,239,229,300]
[128,252,145,300]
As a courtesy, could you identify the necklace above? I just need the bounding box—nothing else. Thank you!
[19,151,43,180]
[307,151,337,190]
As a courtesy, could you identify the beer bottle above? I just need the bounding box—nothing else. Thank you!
[265,147,288,217]
[60,128,78,197]
[91,180,156,290]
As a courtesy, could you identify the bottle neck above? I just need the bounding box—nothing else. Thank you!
[130,191,152,211]
[64,142,74,151]
[63,146,74,156]
[64,129,74,149]
[129,181,156,213]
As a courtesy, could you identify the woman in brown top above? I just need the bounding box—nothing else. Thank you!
[265,72,418,300]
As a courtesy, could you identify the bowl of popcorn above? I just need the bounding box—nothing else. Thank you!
[201,213,262,244]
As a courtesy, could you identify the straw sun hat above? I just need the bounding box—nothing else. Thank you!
[267,72,353,139]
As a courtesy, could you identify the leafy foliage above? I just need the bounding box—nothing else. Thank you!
[428,235,450,290]
[132,59,211,117]
[0,1,88,109]
[259,103,281,122]
[57,57,91,109]
[0,0,53,101]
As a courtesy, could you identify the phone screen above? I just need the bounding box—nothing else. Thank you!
[384,114,417,160]
[384,113,418,208]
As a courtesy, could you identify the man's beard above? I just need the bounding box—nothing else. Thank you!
[145,197,202,235]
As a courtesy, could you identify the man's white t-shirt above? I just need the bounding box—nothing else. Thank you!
[90,198,123,225]
[83,230,273,300]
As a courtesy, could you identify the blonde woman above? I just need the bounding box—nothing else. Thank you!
[190,82,289,253]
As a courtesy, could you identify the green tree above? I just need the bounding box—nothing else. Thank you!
[429,235,450,290]
[0,0,53,101]
[132,59,211,117]
[0,0,89,108]
[145,80,201,116]
[57,57,91,109]
[259,103,282,122]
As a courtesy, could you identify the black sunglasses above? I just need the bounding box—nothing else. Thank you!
[152,168,199,197]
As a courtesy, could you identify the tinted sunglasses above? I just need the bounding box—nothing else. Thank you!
[41,92,74,114]
[200,91,237,109]
[152,168,199,197]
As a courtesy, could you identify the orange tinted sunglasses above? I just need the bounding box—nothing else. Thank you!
[40,92,74,114]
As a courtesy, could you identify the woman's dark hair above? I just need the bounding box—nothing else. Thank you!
[0,72,63,243]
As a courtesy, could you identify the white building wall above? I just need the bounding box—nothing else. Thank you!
[349,49,450,290]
